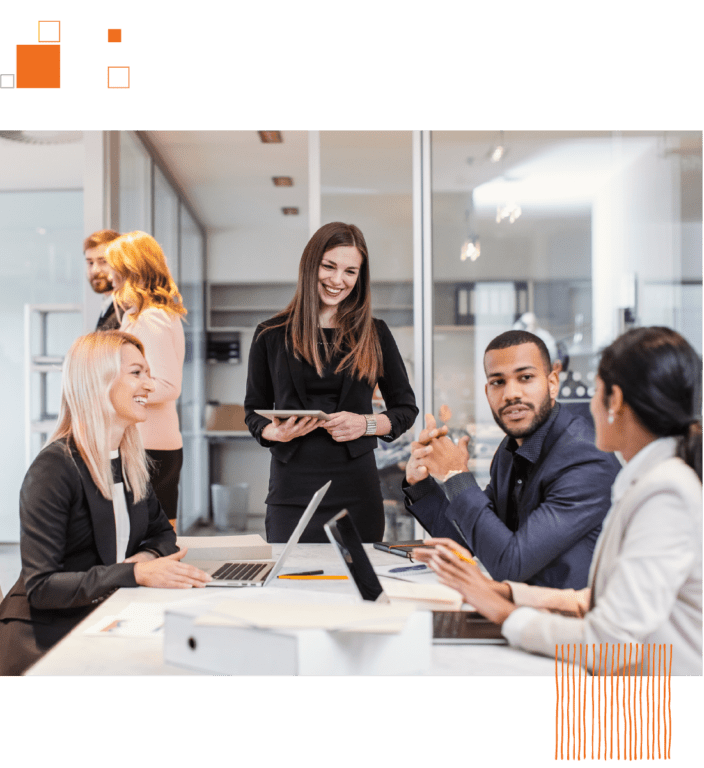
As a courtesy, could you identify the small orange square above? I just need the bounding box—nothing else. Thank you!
[108,29,121,43]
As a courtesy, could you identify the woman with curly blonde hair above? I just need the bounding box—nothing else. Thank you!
[105,231,186,525]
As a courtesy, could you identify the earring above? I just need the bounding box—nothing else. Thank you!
[607,410,615,425]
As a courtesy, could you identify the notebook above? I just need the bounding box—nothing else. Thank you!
[189,481,331,587]
[324,509,506,644]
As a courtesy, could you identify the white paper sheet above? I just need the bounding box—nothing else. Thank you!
[193,598,418,633]
[83,602,166,637]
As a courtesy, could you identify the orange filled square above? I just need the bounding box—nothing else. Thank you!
[17,45,60,88]
[108,29,122,43]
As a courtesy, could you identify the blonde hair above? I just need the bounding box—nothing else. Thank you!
[105,231,187,321]
[48,331,151,502]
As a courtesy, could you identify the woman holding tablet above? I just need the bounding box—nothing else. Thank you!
[413,326,702,674]
[0,331,210,675]
[244,222,418,543]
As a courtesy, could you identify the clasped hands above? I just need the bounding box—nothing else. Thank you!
[262,412,368,443]
[405,413,471,485]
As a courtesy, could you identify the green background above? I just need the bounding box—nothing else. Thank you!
[0,0,703,767]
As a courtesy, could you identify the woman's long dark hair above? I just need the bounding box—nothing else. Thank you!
[598,326,702,480]
[261,222,382,385]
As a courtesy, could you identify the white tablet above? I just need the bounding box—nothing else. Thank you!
[254,409,331,421]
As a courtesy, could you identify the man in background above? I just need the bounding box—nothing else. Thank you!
[84,229,121,330]
[403,330,621,590]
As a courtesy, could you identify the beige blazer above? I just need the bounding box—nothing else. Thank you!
[503,438,702,675]
[120,307,184,450]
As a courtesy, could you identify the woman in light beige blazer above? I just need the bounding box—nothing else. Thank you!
[415,326,702,675]
[105,232,186,526]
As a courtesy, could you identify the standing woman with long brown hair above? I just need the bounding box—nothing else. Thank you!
[245,222,418,542]
[105,231,186,526]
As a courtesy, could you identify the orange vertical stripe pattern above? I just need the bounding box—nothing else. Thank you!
[554,643,674,760]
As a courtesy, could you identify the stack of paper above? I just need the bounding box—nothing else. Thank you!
[379,578,464,609]
[177,534,272,561]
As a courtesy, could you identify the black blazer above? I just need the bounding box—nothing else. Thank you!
[244,318,418,463]
[96,300,120,331]
[0,439,177,674]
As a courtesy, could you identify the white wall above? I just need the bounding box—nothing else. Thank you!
[592,138,683,350]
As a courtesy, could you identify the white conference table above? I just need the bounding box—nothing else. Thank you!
[26,544,555,676]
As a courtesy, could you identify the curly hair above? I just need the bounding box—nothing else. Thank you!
[105,231,187,321]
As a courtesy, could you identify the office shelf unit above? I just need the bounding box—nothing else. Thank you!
[24,304,83,467]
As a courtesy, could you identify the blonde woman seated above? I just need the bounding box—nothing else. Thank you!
[105,232,186,524]
[411,327,702,675]
[0,332,211,676]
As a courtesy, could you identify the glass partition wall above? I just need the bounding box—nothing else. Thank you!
[428,131,702,487]
[320,131,415,540]
[0,133,85,541]
[119,132,207,532]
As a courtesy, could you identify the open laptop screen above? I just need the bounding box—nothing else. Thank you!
[324,509,389,603]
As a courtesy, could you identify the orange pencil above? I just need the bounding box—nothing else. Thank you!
[451,549,476,565]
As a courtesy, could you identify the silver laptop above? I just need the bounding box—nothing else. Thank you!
[191,481,331,587]
[324,509,506,644]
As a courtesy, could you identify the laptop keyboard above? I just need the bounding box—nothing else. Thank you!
[432,611,504,640]
[433,611,469,638]
[211,562,269,581]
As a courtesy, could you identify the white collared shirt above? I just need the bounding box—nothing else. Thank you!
[110,449,131,563]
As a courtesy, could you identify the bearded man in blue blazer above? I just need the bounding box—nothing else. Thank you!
[403,330,621,590]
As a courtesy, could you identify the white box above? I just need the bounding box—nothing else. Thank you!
[164,601,431,675]
[108,67,130,88]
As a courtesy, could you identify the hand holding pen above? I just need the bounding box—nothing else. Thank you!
[411,538,476,568]
[412,538,516,624]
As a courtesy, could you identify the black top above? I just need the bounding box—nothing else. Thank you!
[244,317,418,464]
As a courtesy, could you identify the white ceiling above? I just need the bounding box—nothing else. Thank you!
[0,130,699,232]
[147,130,701,232]
[0,135,83,190]
[147,130,310,231]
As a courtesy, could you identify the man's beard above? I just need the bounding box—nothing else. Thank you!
[90,276,113,293]
[491,389,553,440]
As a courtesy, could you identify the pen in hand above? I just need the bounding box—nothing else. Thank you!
[451,549,476,565]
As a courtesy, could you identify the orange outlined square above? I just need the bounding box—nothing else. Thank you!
[17,45,60,88]
[38,21,60,43]
[37,19,61,43]
[108,65,130,90]
[108,29,122,43]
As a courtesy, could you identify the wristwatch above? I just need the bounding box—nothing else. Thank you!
[364,415,377,436]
